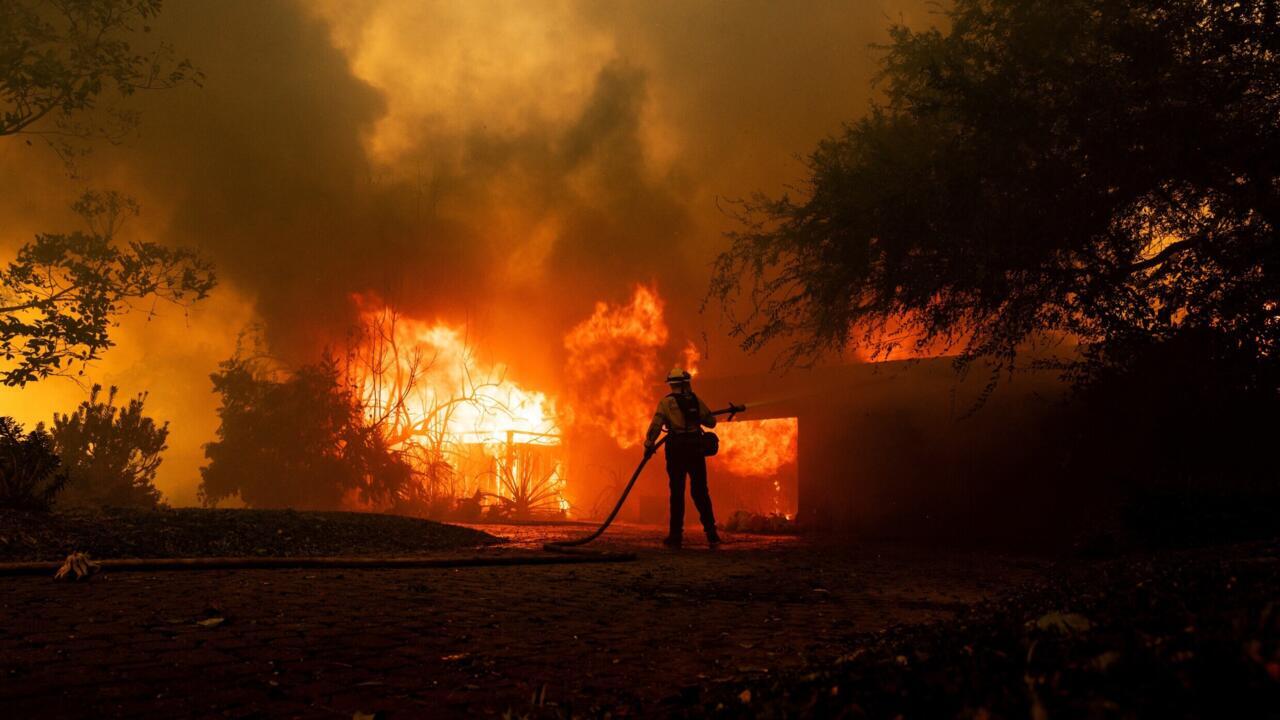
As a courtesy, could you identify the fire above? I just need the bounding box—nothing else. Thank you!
[562,284,668,448]
[681,341,701,377]
[348,282,798,520]
[561,283,801,480]
[714,419,799,477]
[680,341,798,478]
[354,310,559,446]
[349,304,565,516]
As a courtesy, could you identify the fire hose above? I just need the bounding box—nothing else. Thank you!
[544,403,746,552]
[0,404,747,578]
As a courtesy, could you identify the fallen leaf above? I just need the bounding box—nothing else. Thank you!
[738,689,752,704]
[196,617,225,628]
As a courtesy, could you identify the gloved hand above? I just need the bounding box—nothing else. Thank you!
[643,440,656,456]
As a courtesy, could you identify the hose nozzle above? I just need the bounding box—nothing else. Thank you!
[713,402,748,421]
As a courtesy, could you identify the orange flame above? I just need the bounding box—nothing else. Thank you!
[680,338,797,478]
[681,340,701,377]
[563,285,799,479]
[563,284,668,448]
[348,304,565,513]
[714,418,799,477]
[354,309,560,446]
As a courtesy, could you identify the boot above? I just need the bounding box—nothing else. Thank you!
[706,529,722,548]
[662,534,682,549]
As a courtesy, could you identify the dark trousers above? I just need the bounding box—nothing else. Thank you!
[665,444,716,538]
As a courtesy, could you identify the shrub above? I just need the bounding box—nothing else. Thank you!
[51,385,168,509]
[199,354,415,510]
[0,417,68,511]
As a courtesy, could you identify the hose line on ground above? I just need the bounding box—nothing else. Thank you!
[544,436,667,552]
[1,405,747,575]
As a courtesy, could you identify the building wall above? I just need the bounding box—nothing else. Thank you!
[698,360,1083,543]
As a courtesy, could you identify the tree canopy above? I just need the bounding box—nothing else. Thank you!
[0,416,66,510]
[199,355,414,510]
[0,191,216,386]
[712,0,1280,392]
[1,0,198,156]
[1,2,213,386]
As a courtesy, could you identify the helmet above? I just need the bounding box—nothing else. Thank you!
[666,367,692,384]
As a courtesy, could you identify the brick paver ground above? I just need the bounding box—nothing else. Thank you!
[0,524,1048,718]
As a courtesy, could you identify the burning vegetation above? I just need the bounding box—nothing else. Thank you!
[194,283,799,522]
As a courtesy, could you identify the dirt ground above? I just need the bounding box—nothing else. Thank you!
[0,508,500,561]
[0,523,1049,718]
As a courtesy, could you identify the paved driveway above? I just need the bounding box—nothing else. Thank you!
[0,524,1046,718]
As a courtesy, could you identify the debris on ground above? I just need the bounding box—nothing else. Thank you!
[52,551,100,581]
[720,510,798,535]
[674,541,1280,719]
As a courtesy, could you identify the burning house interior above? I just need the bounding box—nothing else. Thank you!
[2,0,1279,718]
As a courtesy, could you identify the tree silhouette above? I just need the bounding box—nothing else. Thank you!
[0,416,66,511]
[1,0,200,161]
[199,354,414,510]
[51,383,167,508]
[1,3,212,386]
[0,190,216,386]
[712,0,1280,396]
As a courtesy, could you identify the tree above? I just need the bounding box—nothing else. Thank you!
[51,383,167,508]
[1,0,199,161]
[0,190,216,386]
[712,0,1280,394]
[199,353,415,510]
[0,416,66,511]
[1,3,213,387]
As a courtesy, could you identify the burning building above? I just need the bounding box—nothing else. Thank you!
[344,286,805,525]
[345,280,1073,542]
[347,308,568,519]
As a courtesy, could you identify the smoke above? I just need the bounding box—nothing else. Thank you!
[0,0,935,503]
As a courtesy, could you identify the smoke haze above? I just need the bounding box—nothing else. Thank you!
[0,0,934,504]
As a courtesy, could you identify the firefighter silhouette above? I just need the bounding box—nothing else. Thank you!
[644,367,720,548]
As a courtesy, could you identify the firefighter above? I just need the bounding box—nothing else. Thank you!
[644,367,721,548]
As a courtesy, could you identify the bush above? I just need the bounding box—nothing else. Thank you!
[199,354,415,510]
[0,417,68,511]
[51,384,168,509]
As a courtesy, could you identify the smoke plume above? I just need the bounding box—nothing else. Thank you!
[0,0,934,503]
